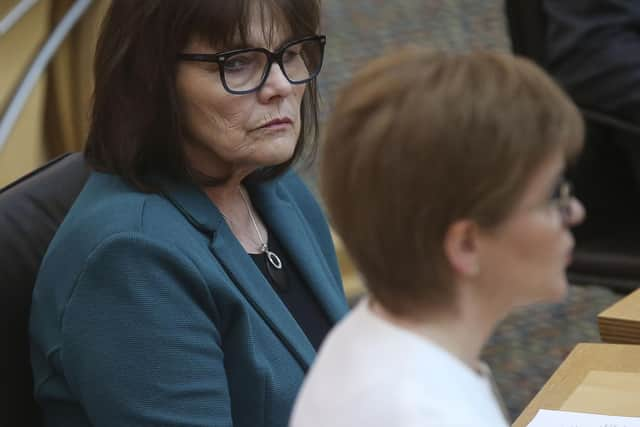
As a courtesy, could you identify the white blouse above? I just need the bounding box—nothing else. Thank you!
[290,298,510,427]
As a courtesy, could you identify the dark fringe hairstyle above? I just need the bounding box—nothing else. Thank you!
[86,0,321,191]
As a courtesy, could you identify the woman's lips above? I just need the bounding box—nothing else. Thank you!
[257,118,293,130]
[565,251,573,267]
[565,244,575,266]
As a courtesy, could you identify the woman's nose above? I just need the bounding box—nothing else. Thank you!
[566,197,586,228]
[259,63,293,99]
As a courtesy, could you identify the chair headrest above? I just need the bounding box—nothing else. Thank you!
[0,152,89,427]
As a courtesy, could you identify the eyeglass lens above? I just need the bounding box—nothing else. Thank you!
[222,38,323,92]
[555,181,573,221]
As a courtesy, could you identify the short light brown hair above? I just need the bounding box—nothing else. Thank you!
[321,48,584,317]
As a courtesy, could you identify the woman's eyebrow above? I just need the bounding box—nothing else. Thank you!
[219,41,252,50]
[224,35,295,52]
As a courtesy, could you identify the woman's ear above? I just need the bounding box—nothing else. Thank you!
[443,219,480,278]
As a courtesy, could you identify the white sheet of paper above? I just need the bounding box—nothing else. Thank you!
[527,409,640,426]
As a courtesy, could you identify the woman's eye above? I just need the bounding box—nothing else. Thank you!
[283,50,301,63]
[224,55,253,72]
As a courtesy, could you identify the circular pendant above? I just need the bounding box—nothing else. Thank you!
[266,250,283,269]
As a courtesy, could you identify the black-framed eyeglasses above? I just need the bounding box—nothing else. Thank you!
[178,35,326,95]
[551,179,573,223]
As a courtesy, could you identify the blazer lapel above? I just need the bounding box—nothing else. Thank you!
[159,179,316,371]
[249,178,349,325]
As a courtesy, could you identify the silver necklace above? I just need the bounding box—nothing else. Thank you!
[239,189,283,270]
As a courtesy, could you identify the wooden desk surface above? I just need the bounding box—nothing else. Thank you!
[512,343,640,427]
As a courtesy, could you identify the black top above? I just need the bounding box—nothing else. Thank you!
[250,234,332,351]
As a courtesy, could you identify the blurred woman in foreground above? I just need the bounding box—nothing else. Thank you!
[291,48,585,427]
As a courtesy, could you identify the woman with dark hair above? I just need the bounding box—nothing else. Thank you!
[29,1,348,426]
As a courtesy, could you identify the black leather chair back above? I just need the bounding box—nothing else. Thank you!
[566,113,640,290]
[505,0,546,64]
[0,152,89,427]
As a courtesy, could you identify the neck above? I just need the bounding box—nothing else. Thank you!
[203,178,267,254]
[369,283,505,372]
[199,158,261,213]
[202,178,246,209]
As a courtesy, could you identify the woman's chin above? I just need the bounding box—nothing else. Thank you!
[257,142,297,167]
[511,276,570,309]
[540,276,571,304]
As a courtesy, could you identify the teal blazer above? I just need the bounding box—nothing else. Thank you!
[30,171,349,427]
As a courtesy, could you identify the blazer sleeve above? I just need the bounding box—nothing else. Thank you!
[60,232,232,427]
[544,0,640,124]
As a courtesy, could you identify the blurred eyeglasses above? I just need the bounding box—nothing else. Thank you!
[551,179,573,223]
[178,35,326,95]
